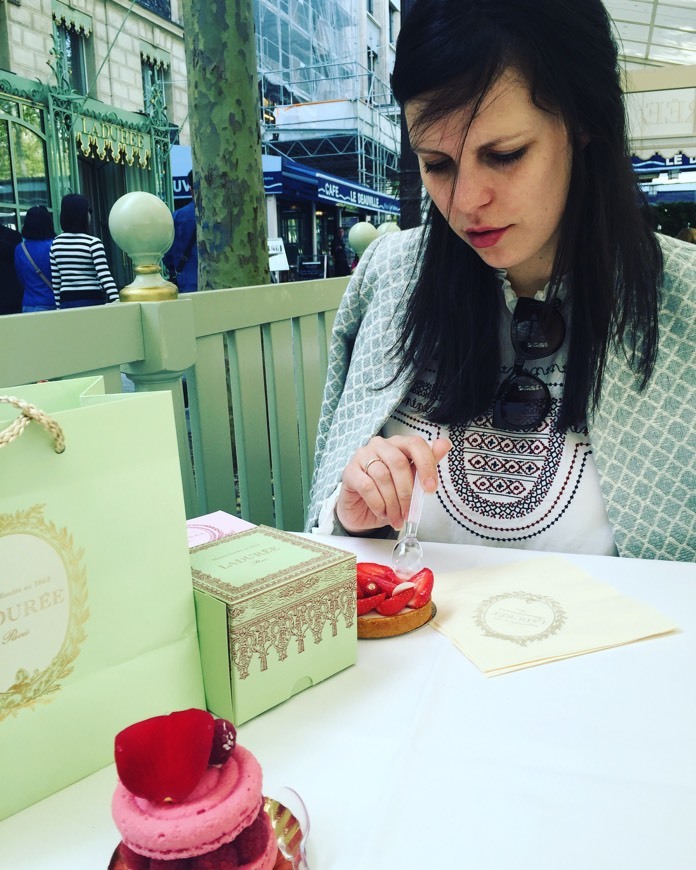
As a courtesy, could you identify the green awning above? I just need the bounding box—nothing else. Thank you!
[52,1,93,36]
[140,42,171,70]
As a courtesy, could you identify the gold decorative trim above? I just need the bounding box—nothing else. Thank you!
[140,43,171,70]
[228,576,355,679]
[52,8,93,36]
[474,591,566,647]
[0,505,89,720]
[74,132,150,168]
[192,525,351,605]
[191,526,356,678]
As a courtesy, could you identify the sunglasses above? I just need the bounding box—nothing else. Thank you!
[493,297,566,432]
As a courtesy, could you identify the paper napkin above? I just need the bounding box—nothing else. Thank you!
[430,557,678,675]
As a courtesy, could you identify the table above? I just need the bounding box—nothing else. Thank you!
[1,538,695,869]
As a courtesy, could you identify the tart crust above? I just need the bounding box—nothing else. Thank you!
[357,600,434,639]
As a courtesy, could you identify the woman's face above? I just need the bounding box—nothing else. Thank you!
[406,69,574,297]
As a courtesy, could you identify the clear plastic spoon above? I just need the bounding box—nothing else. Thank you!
[392,472,426,579]
[265,786,311,869]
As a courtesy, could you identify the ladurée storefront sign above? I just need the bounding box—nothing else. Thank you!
[75,115,151,167]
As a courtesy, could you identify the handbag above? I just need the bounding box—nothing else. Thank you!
[0,377,205,819]
[20,241,52,289]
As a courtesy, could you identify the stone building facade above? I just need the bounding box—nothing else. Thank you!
[0,0,190,284]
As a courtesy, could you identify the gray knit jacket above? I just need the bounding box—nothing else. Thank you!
[306,228,696,562]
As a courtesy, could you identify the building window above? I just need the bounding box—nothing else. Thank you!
[389,4,399,45]
[367,0,375,16]
[0,96,51,230]
[367,47,378,102]
[142,61,167,115]
[0,1,12,73]
[54,23,89,94]
[136,0,172,18]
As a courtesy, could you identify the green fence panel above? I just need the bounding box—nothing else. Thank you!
[0,276,349,528]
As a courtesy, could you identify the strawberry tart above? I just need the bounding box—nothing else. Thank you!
[109,708,290,869]
[356,562,435,639]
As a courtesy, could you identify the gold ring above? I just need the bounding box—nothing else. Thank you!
[363,457,383,474]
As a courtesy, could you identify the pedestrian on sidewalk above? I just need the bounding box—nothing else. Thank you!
[50,194,120,308]
[15,206,56,312]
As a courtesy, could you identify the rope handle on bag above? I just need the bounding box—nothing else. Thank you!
[0,396,66,453]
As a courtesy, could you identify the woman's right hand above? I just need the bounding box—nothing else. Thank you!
[336,435,452,534]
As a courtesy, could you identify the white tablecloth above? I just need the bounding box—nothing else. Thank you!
[2,538,695,869]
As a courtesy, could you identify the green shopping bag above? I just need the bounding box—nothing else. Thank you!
[0,377,205,820]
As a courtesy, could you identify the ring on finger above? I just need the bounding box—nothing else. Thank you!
[363,457,384,475]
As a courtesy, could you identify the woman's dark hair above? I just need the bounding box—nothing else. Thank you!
[21,206,55,240]
[390,0,662,431]
[60,193,91,233]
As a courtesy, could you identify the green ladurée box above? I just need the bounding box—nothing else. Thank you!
[190,525,357,724]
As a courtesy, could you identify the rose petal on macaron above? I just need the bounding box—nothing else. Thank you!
[115,708,215,804]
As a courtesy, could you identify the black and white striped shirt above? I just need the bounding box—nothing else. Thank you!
[50,233,119,307]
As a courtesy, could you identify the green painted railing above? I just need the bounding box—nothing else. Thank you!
[0,277,349,530]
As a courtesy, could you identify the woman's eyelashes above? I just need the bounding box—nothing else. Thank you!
[422,146,529,175]
[422,158,452,175]
[487,146,528,166]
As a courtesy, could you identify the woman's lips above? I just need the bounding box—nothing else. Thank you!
[465,226,509,249]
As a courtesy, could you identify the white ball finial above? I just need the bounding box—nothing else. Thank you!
[109,191,178,302]
[348,221,378,258]
[376,221,400,235]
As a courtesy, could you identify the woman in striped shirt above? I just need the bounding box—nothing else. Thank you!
[50,194,120,308]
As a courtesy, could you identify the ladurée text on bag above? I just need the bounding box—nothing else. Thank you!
[0,588,65,624]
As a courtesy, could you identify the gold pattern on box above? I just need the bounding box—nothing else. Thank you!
[191,526,352,606]
[230,578,355,679]
[191,527,356,680]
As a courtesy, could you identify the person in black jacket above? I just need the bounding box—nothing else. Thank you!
[0,222,23,315]
[163,171,198,292]
[331,226,351,277]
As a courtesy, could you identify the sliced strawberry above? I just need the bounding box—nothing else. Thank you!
[114,708,215,804]
[190,841,239,868]
[357,562,397,581]
[357,592,386,615]
[375,586,414,615]
[407,567,434,609]
[357,577,381,597]
[356,585,366,599]
[151,859,192,869]
[357,562,399,594]
[391,581,416,596]
[235,807,272,863]
[116,844,149,870]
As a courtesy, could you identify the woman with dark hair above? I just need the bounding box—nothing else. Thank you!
[15,206,56,312]
[306,0,695,561]
[49,193,120,308]
[0,222,22,315]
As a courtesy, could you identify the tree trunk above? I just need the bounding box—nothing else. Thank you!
[181,0,269,289]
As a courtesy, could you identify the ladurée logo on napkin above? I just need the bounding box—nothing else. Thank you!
[0,505,89,720]
[474,591,566,647]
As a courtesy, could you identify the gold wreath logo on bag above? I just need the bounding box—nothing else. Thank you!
[0,395,89,722]
[0,504,89,720]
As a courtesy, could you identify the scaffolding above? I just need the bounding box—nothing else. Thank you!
[255,0,400,195]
